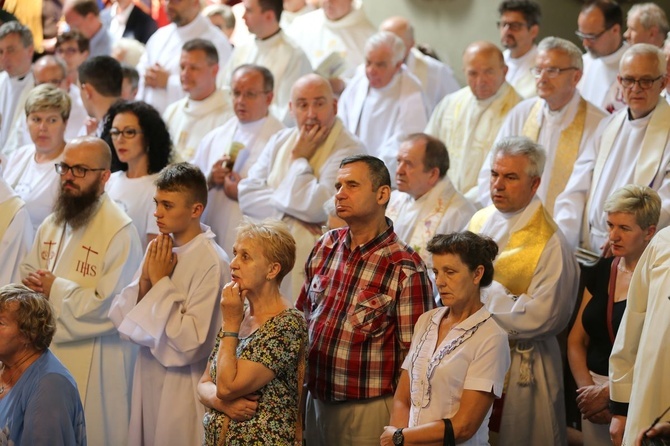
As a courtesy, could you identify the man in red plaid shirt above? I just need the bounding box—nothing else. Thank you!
[297,154,434,446]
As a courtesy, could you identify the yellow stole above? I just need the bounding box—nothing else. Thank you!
[521,97,587,213]
[468,203,557,296]
[267,119,343,189]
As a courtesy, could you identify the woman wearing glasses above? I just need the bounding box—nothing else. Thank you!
[2,84,70,234]
[381,232,510,446]
[102,100,172,250]
[568,185,660,446]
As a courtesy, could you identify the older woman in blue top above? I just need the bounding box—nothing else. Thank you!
[0,284,85,445]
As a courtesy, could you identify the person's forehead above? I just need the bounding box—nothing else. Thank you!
[63,143,101,166]
[293,82,330,101]
[500,10,527,23]
[494,153,530,171]
[155,188,189,204]
[367,45,393,61]
[232,70,264,89]
[35,63,64,79]
[399,139,425,159]
[621,54,658,75]
[338,161,371,179]
[537,48,571,64]
[464,50,501,70]
[0,33,25,48]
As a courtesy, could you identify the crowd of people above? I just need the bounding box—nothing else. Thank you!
[0,0,670,445]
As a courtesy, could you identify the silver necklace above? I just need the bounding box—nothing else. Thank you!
[0,351,39,394]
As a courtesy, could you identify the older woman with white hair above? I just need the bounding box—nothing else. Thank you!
[198,219,307,446]
[2,84,70,232]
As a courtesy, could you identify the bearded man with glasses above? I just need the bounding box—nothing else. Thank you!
[555,44,670,254]
[20,136,143,446]
[477,37,607,220]
[576,0,628,113]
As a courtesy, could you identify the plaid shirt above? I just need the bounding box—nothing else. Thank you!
[296,221,434,402]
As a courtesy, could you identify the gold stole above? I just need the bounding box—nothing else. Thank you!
[267,118,343,189]
[0,196,24,236]
[468,203,557,300]
[521,98,587,213]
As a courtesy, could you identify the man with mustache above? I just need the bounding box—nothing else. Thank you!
[238,73,364,299]
[20,136,142,446]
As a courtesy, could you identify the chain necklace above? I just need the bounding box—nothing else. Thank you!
[0,351,40,395]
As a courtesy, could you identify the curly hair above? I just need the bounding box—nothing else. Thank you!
[102,100,173,174]
[0,284,56,351]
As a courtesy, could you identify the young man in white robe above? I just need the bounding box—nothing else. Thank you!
[468,136,578,446]
[192,64,284,254]
[386,133,474,266]
[135,0,232,114]
[477,37,607,217]
[223,0,311,125]
[286,0,375,95]
[0,174,32,285]
[109,162,230,446]
[555,44,670,252]
[576,0,628,113]
[279,0,314,29]
[0,22,35,156]
[425,41,522,203]
[163,39,234,163]
[238,73,364,299]
[20,136,143,446]
[338,31,428,185]
[498,0,541,99]
[609,226,670,446]
[379,16,460,113]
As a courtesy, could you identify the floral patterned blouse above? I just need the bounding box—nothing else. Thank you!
[203,308,307,446]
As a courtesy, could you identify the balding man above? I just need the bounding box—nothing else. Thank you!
[577,0,628,113]
[556,44,670,252]
[163,39,233,162]
[21,136,142,446]
[380,16,460,112]
[425,41,522,202]
[338,31,429,182]
[193,64,284,253]
[0,22,35,154]
[624,2,669,47]
[478,37,607,215]
[386,133,474,265]
[238,73,364,298]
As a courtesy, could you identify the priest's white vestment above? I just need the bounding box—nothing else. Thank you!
[405,47,460,113]
[578,44,628,114]
[503,46,538,100]
[0,175,32,285]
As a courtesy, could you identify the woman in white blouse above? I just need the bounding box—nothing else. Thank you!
[3,84,70,233]
[103,100,172,250]
[381,231,510,446]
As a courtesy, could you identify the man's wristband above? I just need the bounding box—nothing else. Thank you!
[222,331,239,339]
[609,399,629,416]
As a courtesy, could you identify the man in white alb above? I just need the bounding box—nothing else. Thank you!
[623,2,668,47]
[280,0,314,29]
[498,0,541,99]
[425,41,522,202]
[478,37,607,215]
[0,174,32,285]
[287,0,375,95]
[577,0,628,113]
[468,136,578,446]
[0,22,35,156]
[238,73,364,298]
[192,64,284,253]
[20,136,142,446]
[163,39,234,163]
[555,43,670,252]
[379,16,460,113]
[338,31,428,182]
[136,0,232,114]
[386,133,474,265]
[109,163,229,446]
[224,0,311,125]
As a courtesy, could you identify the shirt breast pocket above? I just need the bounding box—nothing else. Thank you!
[347,290,393,338]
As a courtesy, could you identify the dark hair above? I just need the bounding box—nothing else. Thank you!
[69,0,100,17]
[78,56,122,97]
[56,30,89,53]
[427,231,498,287]
[258,0,283,22]
[404,133,449,178]
[182,38,219,64]
[0,284,56,351]
[232,64,274,92]
[155,162,208,208]
[103,100,172,174]
[340,154,391,190]
[0,21,33,47]
[121,64,140,91]
[498,0,542,27]
[582,0,623,30]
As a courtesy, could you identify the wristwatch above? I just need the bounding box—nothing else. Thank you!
[392,428,404,445]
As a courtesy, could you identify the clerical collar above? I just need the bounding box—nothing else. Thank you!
[257,28,281,41]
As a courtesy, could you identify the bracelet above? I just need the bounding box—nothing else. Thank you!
[222,331,239,338]
[443,418,455,446]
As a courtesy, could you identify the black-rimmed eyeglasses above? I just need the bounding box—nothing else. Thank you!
[54,162,106,178]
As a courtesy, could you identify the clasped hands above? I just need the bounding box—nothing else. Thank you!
[140,234,178,287]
